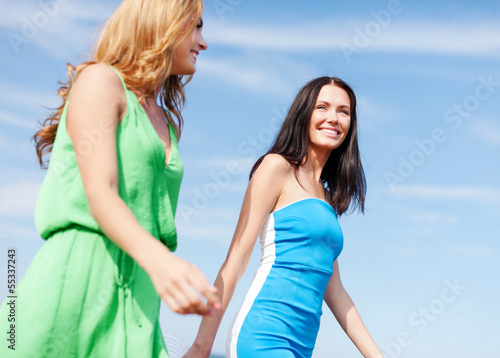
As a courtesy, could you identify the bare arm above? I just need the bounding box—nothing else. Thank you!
[66,64,218,315]
[184,154,291,358]
[324,260,383,358]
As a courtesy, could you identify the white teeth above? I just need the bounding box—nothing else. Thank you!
[192,52,198,59]
[320,129,338,135]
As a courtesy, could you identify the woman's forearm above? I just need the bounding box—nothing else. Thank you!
[86,184,160,266]
[328,289,383,358]
[87,185,220,315]
[188,256,246,357]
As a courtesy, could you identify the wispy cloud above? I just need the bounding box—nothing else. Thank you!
[452,245,495,259]
[0,220,39,242]
[366,22,500,57]
[404,210,459,225]
[2,1,116,59]
[192,156,254,171]
[197,56,313,97]
[356,94,402,129]
[4,3,499,64]
[0,110,38,131]
[204,21,339,51]
[204,20,500,57]
[470,118,500,145]
[0,133,39,166]
[176,206,237,246]
[390,184,500,203]
[0,180,41,218]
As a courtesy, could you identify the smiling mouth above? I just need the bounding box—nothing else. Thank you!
[191,50,198,60]
[319,128,340,136]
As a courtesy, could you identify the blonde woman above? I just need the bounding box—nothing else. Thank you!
[0,0,219,357]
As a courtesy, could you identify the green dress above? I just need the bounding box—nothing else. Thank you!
[0,67,183,357]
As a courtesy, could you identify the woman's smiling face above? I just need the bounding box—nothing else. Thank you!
[308,83,351,154]
[171,16,207,76]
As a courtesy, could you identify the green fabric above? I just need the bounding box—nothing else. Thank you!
[35,66,183,251]
[0,67,183,357]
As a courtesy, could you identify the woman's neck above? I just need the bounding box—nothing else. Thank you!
[303,146,331,183]
[134,87,161,108]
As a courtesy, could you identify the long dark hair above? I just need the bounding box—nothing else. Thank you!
[250,77,366,216]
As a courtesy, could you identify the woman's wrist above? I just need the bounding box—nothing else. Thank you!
[133,235,168,269]
[189,340,211,357]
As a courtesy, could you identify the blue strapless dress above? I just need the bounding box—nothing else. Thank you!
[227,198,344,357]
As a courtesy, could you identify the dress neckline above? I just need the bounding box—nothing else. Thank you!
[271,197,335,215]
[109,66,174,170]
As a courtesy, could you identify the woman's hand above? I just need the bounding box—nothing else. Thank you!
[183,343,210,358]
[139,240,220,316]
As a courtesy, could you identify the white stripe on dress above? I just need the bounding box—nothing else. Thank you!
[226,213,277,357]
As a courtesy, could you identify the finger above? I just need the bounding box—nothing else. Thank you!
[166,280,209,315]
[163,293,184,314]
[177,280,212,315]
[170,286,194,314]
[187,270,221,311]
[165,273,211,315]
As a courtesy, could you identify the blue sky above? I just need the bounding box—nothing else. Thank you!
[1,0,499,357]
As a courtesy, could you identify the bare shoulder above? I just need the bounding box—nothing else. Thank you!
[255,154,292,177]
[68,63,126,117]
[76,63,123,87]
[71,64,125,102]
[243,154,292,216]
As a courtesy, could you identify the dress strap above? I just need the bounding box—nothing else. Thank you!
[109,66,128,92]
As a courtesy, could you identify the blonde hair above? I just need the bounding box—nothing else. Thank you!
[34,0,204,167]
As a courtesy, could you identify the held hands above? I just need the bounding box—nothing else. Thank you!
[139,241,221,316]
[183,343,210,358]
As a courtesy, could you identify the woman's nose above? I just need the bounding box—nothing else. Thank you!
[199,33,207,51]
[326,113,339,123]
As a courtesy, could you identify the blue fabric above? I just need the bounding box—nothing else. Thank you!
[231,198,343,358]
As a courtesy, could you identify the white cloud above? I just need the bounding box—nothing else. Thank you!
[0,81,61,111]
[405,210,459,225]
[204,20,500,57]
[0,221,39,242]
[452,245,495,259]
[204,21,339,51]
[0,1,115,28]
[176,206,238,246]
[356,94,402,129]
[4,3,499,64]
[470,118,500,145]
[390,184,500,203]
[0,110,38,131]
[0,1,43,27]
[369,22,500,57]
[3,1,117,60]
[0,181,41,217]
[197,56,306,97]
[192,156,254,171]
[0,133,39,167]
